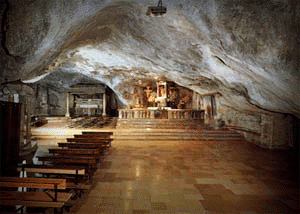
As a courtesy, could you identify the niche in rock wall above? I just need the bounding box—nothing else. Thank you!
[127,79,193,109]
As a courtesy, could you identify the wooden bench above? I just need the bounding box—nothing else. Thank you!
[66,138,112,147]
[37,155,99,168]
[17,164,86,176]
[49,148,103,156]
[0,191,71,208]
[82,131,113,136]
[17,164,86,183]
[58,142,107,149]
[74,134,112,139]
[0,177,72,213]
[17,165,92,197]
[0,177,66,189]
[67,138,112,142]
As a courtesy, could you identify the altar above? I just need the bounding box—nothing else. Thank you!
[119,108,204,120]
[119,79,205,120]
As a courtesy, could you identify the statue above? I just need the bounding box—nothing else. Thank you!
[144,86,152,98]
[133,86,147,108]
[148,92,157,107]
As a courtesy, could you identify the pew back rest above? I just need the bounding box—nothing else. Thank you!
[82,131,113,135]
[67,138,112,142]
[17,165,86,175]
[48,148,101,156]
[0,177,67,190]
[74,134,112,139]
[58,142,106,149]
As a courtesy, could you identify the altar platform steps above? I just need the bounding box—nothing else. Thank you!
[117,119,206,130]
[45,116,69,123]
[115,118,243,141]
[113,129,243,141]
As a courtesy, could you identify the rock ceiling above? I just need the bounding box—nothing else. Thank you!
[0,0,299,117]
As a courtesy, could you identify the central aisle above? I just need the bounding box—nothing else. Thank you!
[75,139,299,214]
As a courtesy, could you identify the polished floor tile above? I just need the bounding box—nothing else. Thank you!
[72,138,299,214]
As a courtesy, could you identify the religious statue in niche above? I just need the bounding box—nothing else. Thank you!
[144,86,152,99]
[159,85,165,97]
[156,81,167,98]
[155,81,167,107]
[167,87,178,109]
[144,86,157,107]
[177,93,191,109]
[133,86,147,109]
[168,88,176,101]
[148,92,157,107]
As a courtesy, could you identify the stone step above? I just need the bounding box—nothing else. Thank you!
[113,135,242,139]
[113,136,242,141]
[113,131,240,136]
[118,119,203,122]
[118,123,204,127]
[113,130,238,134]
[115,118,242,141]
[117,126,206,130]
[113,133,241,139]
[117,121,204,125]
[117,120,203,123]
[118,120,202,122]
[117,120,206,128]
[45,117,69,122]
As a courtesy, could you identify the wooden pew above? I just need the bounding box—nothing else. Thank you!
[82,131,113,136]
[58,142,107,149]
[66,138,112,145]
[67,138,112,143]
[17,164,86,183]
[49,148,103,156]
[17,165,91,196]
[17,164,86,176]
[37,155,99,168]
[0,177,72,213]
[0,176,66,189]
[74,134,112,139]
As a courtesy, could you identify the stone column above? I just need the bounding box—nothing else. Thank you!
[65,92,70,117]
[102,93,107,116]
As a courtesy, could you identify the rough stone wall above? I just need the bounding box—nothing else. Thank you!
[260,114,274,147]
[32,85,67,116]
[219,105,295,149]
[271,114,294,148]
[48,90,66,116]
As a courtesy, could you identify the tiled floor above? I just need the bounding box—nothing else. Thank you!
[74,140,299,214]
